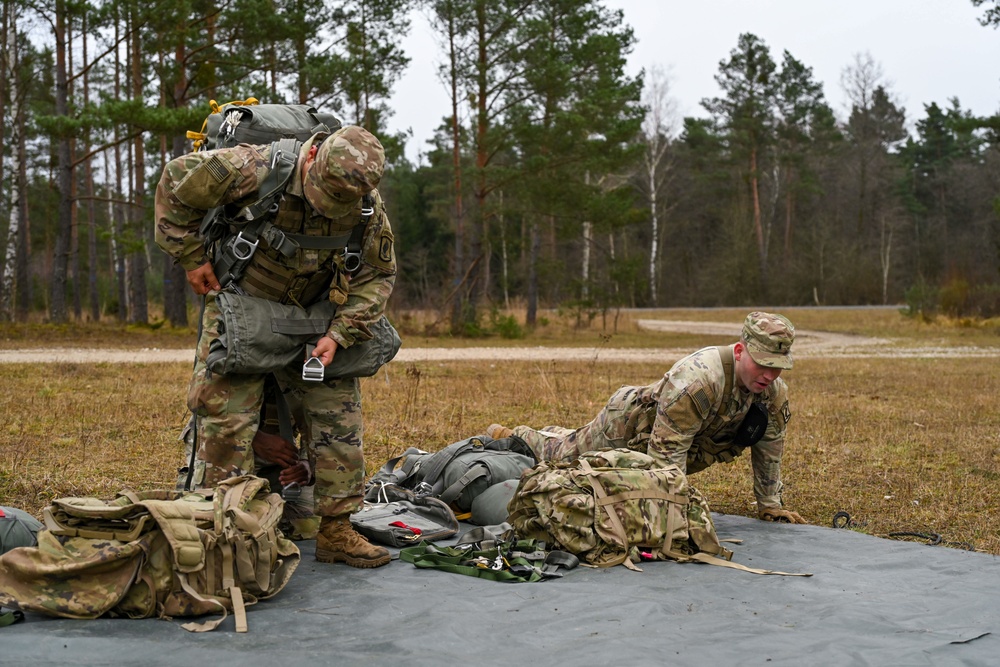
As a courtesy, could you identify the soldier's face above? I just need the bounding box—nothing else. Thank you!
[734,343,782,394]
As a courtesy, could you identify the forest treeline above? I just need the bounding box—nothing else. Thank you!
[2,0,999,333]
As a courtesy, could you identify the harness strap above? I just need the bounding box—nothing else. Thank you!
[438,465,489,506]
[687,551,813,576]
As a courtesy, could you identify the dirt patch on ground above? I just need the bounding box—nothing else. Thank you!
[0,318,996,364]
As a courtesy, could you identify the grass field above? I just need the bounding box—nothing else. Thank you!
[1,307,998,553]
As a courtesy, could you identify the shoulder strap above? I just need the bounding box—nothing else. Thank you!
[716,345,735,402]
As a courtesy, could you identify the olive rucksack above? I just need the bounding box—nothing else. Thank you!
[0,476,299,632]
[187,98,342,152]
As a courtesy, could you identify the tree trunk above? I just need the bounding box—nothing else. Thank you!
[160,39,189,327]
[446,10,465,332]
[127,11,148,324]
[526,217,540,327]
[82,11,100,321]
[50,0,73,323]
[14,87,30,321]
[749,145,768,293]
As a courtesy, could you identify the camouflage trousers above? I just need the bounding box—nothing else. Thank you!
[188,293,366,518]
[513,385,644,462]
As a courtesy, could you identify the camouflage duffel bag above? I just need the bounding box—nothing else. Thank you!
[507,449,733,571]
[0,476,299,632]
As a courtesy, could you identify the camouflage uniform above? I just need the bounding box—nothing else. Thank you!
[512,313,795,510]
[154,126,395,520]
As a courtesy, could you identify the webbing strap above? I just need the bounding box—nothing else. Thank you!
[595,489,688,506]
[578,459,635,570]
[282,230,353,249]
[717,345,735,402]
[687,552,813,577]
[439,466,488,506]
[177,573,231,633]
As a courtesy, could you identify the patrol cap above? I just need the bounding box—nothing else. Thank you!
[303,126,385,218]
[741,311,795,369]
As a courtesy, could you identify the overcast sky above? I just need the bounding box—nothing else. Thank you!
[386,1,1000,164]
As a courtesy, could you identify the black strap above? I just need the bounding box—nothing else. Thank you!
[344,194,374,274]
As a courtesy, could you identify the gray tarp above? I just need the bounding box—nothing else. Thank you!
[2,513,997,666]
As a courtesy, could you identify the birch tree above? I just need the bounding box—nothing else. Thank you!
[639,64,678,305]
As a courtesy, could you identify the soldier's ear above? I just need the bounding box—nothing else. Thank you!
[733,342,744,361]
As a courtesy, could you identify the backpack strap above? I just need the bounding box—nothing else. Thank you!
[717,345,735,400]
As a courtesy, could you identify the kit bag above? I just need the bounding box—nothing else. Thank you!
[0,506,42,555]
[187,98,342,151]
[0,476,300,632]
[366,434,536,518]
[350,484,460,548]
[205,291,401,379]
[508,449,810,576]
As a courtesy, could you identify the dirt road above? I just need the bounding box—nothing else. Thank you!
[0,319,995,363]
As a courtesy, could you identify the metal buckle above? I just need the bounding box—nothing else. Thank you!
[302,357,325,382]
[344,251,362,273]
[230,232,259,261]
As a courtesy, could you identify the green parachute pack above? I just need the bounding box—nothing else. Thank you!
[0,476,299,632]
[507,449,811,576]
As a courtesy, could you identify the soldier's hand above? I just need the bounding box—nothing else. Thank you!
[758,507,808,524]
[279,461,311,487]
[312,335,339,366]
[186,262,221,295]
[251,430,299,468]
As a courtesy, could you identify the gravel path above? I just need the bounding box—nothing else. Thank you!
[0,319,996,363]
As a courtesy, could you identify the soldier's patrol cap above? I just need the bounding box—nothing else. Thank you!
[303,126,385,218]
[741,311,795,369]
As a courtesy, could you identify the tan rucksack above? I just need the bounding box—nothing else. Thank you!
[507,449,809,576]
[0,476,299,632]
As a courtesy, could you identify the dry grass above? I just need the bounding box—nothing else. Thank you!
[1,307,998,554]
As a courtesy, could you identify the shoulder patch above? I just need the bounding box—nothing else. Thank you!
[688,379,711,419]
[204,155,231,183]
[780,400,791,425]
[363,210,395,274]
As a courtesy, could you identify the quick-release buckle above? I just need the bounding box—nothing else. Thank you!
[302,357,325,382]
[230,232,259,261]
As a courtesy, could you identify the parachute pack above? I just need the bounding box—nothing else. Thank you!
[0,476,300,632]
[187,98,342,152]
[365,434,537,521]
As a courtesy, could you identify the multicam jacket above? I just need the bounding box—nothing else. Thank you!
[630,345,791,509]
[154,133,396,350]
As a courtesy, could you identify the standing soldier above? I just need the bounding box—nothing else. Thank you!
[155,126,396,567]
[488,312,807,524]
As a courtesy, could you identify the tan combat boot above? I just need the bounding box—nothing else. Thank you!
[316,517,390,568]
[487,423,514,439]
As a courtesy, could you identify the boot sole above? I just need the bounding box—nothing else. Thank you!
[316,547,390,568]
